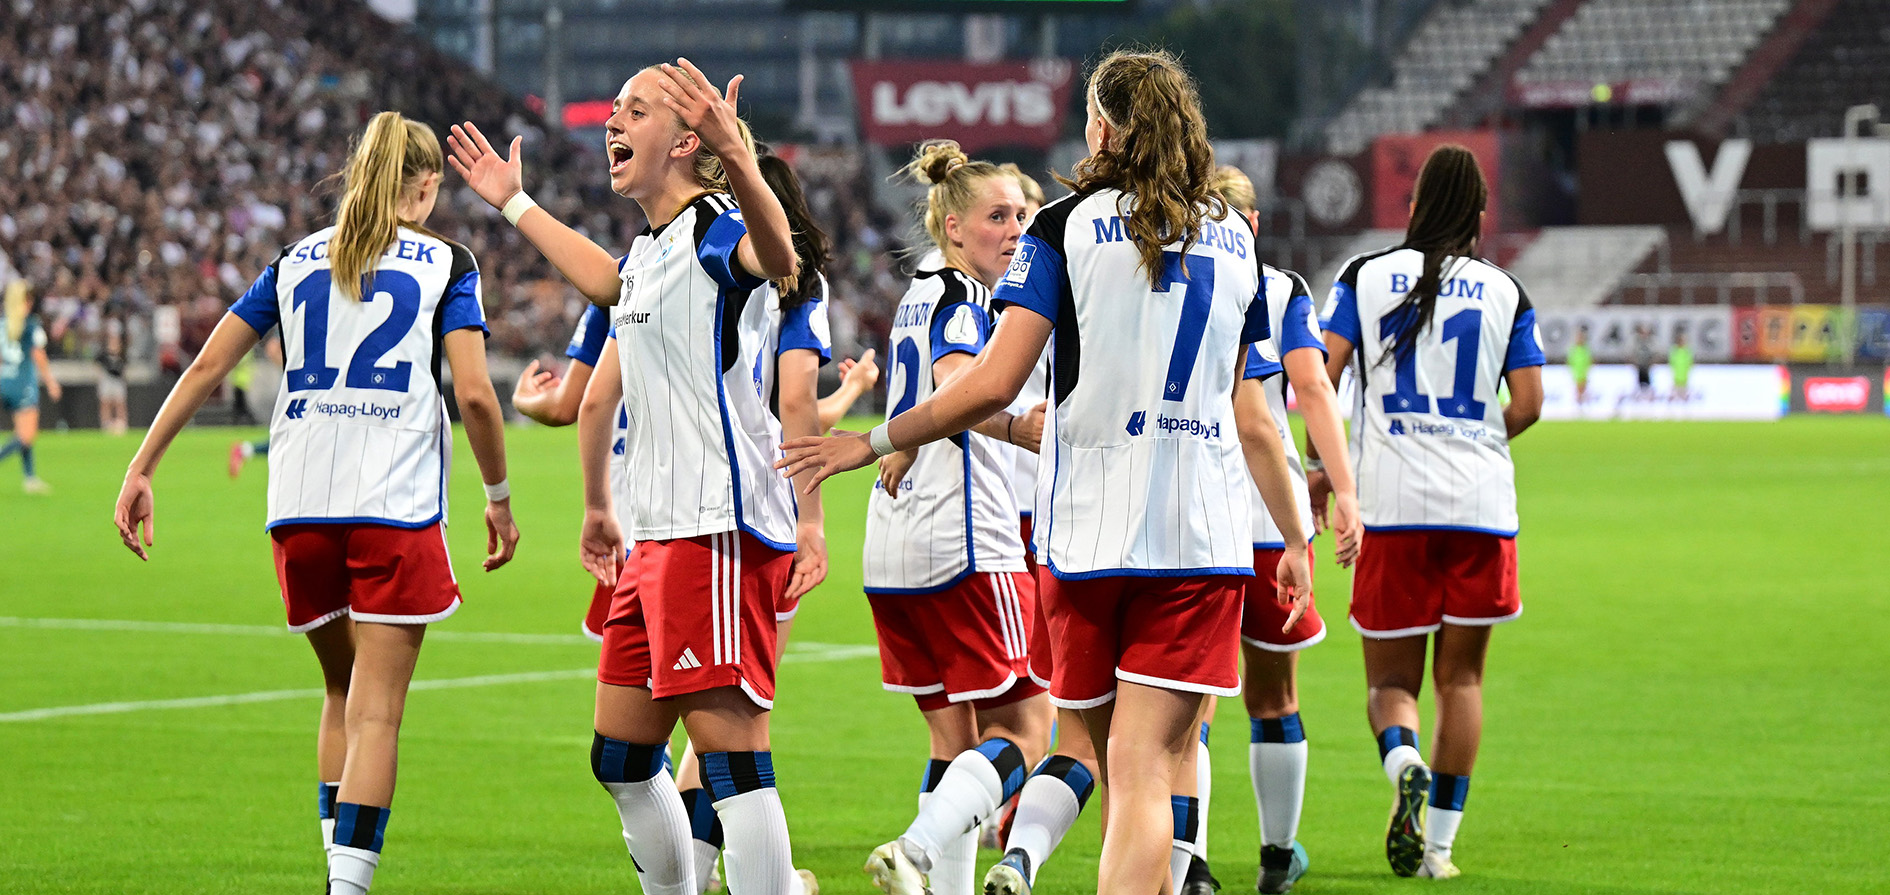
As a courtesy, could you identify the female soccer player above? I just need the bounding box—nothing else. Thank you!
[1212,164,1362,894]
[780,50,1312,895]
[113,111,520,895]
[1,281,61,493]
[855,140,1050,895]
[1319,145,1543,879]
[447,58,814,895]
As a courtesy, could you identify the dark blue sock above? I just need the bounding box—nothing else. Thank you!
[678,787,725,848]
[1377,726,1419,760]
[253,440,270,457]
[590,733,668,784]
[1199,721,1211,746]
[975,737,1028,802]
[1031,754,1095,807]
[701,751,776,802]
[332,803,389,853]
[0,437,19,463]
[1170,795,1200,844]
[1430,772,1470,811]
[920,758,952,794]
[1250,713,1307,744]
[317,783,339,821]
[18,445,33,477]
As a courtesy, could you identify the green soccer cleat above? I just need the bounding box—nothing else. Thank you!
[1387,763,1431,877]
[1417,851,1461,879]
[1257,841,1309,893]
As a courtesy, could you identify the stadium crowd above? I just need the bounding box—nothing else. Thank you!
[0,0,902,377]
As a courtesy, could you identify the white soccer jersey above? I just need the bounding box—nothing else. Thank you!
[1323,247,1546,535]
[566,304,635,536]
[1002,335,1051,524]
[993,190,1271,578]
[610,193,799,550]
[1245,265,1324,549]
[863,267,1025,593]
[229,225,487,529]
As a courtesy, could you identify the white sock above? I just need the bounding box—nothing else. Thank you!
[1194,737,1212,859]
[1426,807,1464,860]
[321,818,337,856]
[929,827,977,895]
[1251,740,1308,848]
[1170,842,1192,892]
[690,839,719,895]
[328,845,379,895]
[1382,745,1424,784]
[601,777,696,895]
[715,787,798,895]
[1004,759,1091,885]
[901,748,1007,868]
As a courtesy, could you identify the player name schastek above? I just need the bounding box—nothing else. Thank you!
[284,396,403,421]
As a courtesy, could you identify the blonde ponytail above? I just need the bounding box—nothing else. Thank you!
[330,112,444,301]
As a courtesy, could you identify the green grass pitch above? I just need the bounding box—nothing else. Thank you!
[0,417,1885,894]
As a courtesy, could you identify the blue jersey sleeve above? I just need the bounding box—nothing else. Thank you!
[1239,290,1272,345]
[990,236,1063,323]
[930,300,991,363]
[1278,291,1326,357]
[778,295,833,365]
[438,248,488,336]
[1505,306,1546,370]
[229,264,281,336]
[1243,344,1283,381]
[698,209,764,291]
[1322,281,1363,347]
[566,304,611,366]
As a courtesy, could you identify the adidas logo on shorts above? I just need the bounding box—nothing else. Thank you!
[672,648,702,671]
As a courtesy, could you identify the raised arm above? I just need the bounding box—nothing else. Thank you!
[114,313,261,559]
[817,349,878,433]
[446,122,622,303]
[443,328,520,571]
[655,60,796,282]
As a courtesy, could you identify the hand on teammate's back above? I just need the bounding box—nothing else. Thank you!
[445,122,524,210]
[483,500,520,572]
[654,58,745,160]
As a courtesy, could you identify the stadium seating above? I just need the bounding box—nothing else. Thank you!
[1514,0,1794,99]
[1736,0,1890,142]
[1324,0,1554,155]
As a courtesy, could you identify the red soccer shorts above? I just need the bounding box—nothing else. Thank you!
[583,547,636,643]
[869,571,1042,710]
[597,531,792,708]
[1020,515,1036,575]
[1037,573,1245,709]
[1350,530,1522,638]
[1242,546,1325,651]
[270,523,460,631]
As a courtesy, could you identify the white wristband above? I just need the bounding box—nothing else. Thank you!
[483,479,511,502]
[500,191,538,225]
[868,424,897,458]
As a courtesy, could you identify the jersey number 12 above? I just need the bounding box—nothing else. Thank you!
[288,270,421,394]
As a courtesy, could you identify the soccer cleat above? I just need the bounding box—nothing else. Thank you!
[795,867,821,894]
[1417,852,1460,879]
[866,841,931,895]
[982,849,1032,895]
[1181,855,1221,895]
[22,476,50,495]
[229,441,248,478]
[1386,763,1431,877]
[1257,842,1310,894]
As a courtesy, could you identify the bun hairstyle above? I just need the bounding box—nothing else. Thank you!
[755,146,830,309]
[1061,49,1217,287]
[330,111,443,301]
[641,64,756,193]
[998,162,1046,209]
[906,140,1006,253]
[1381,145,1488,365]
[1210,164,1257,217]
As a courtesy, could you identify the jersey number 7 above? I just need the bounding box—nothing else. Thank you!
[1155,251,1216,403]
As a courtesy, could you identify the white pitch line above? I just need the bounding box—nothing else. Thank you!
[0,643,876,724]
[0,616,592,645]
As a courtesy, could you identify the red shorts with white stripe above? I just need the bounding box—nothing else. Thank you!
[1037,573,1245,709]
[270,523,460,631]
[868,571,1043,711]
[583,547,636,643]
[597,532,792,708]
[1350,530,1522,638]
[1242,546,1326,651]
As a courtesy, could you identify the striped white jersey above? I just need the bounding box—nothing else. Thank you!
[229,225,487,529]
[565,304,634,536]
[992,189,1271,579]
[1002,334,1051,524]
[1243,265,1324,549]
[610,193,798,550]
[1323,247,1545,535]
[864,267,1025,593]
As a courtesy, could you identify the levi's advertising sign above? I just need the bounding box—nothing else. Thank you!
[851,59,1075,153]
